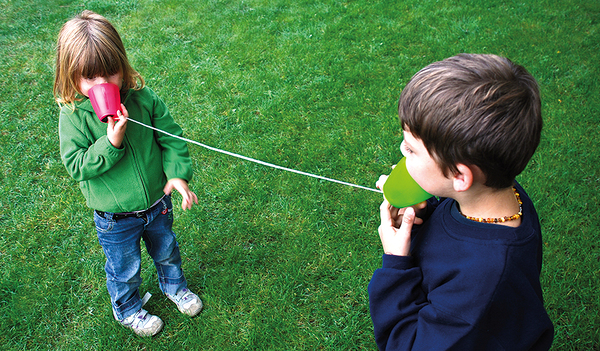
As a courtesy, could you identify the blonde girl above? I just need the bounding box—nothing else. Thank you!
[55,10,202,337]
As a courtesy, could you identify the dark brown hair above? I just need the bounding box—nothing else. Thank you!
[399,54,542,189]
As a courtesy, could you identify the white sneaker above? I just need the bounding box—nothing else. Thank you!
[114,308,164,337]
[166,288,203,317]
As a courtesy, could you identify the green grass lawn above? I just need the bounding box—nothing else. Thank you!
[1,0,598,349]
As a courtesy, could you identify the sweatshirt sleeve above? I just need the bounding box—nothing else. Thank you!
[368,254,428,350]
[369,254,486,350]
[59,107,125,182]
[148,89,193,182]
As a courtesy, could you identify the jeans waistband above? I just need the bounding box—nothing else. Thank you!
[95,195,166,220]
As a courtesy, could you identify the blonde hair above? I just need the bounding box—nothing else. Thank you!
[54,10,144,106]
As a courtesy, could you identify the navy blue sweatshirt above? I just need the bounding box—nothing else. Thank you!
[368,183,553,350]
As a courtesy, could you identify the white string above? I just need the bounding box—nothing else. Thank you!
[127,118,383,193]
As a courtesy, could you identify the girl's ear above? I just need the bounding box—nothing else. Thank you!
[452,164,474,192]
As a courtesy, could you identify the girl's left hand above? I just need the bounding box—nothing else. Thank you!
[164,178,198,210]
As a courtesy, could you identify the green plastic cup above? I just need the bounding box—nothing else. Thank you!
[382,157,432,208]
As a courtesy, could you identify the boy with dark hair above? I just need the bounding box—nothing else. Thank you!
[369,54,554,350]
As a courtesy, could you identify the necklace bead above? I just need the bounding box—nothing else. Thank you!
[459,187,523,223]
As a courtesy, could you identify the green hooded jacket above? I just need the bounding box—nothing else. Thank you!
[59,86,193,213]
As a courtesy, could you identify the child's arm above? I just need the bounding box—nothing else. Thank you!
[164,178,198,210]
[59,106,126,182]
[368,254,426,350]
[145,88,194,189]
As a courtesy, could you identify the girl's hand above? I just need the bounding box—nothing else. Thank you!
[107,104,128,148]
[164,178,198,210]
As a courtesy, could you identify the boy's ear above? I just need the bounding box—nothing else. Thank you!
[452,164,474,192]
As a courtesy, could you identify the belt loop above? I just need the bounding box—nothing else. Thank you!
[96,210,114,220]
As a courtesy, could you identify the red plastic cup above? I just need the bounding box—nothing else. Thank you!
[382,157,432,208]
[88,83,122,123]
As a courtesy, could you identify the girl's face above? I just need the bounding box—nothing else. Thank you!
[79,72,123,97]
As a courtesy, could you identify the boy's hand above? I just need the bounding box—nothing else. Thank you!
[164,178,198,210]
[379,200,418,256]
[376,172,427,256]
[107,104,128,148]
[376,173,427,225]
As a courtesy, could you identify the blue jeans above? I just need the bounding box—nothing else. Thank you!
[94,195,187,320]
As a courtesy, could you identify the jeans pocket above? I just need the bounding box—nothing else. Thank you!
[94,210,114,233]
[161,195,174,220]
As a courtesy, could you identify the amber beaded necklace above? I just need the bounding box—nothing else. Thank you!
[459,187,523,223]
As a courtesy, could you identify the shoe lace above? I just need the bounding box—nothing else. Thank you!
[124,309,151,328]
